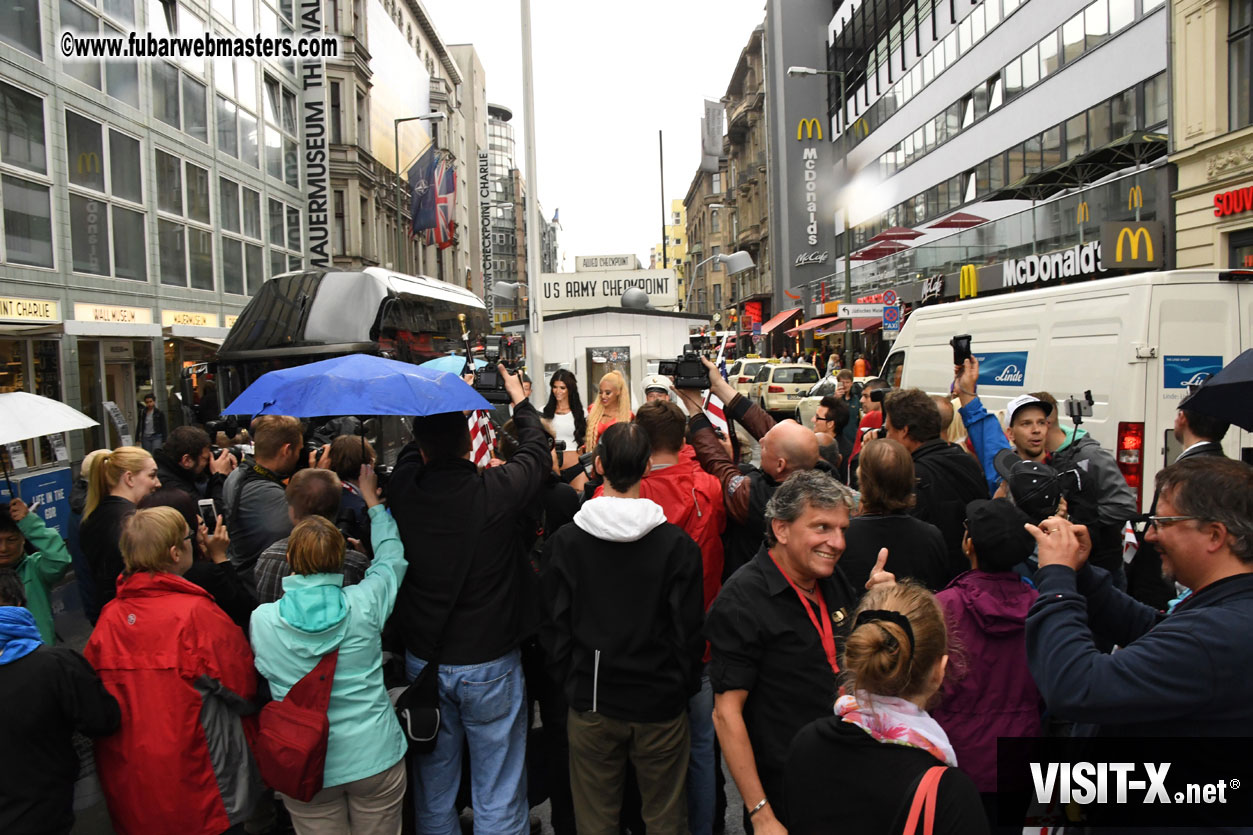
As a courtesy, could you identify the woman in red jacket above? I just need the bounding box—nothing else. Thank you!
[86,507,261,835]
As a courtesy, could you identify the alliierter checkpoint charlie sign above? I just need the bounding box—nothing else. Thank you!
[539,270,677,314]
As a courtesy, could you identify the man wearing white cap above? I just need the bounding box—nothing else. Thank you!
[952,358,1053,495]
[641,374,673,404]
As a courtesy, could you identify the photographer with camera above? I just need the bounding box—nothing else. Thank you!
[952,356,1051,495]
[675,357,819,583]
[153,425,237,506]
[221,415,303,589]
[389,364,548,833]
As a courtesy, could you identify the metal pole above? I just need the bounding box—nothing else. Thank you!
[521,0,544,405]
[840,72,854,372]
[395,120,404,272]
[659,129,668,269]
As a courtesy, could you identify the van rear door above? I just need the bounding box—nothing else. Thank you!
[1146,276,1246,485]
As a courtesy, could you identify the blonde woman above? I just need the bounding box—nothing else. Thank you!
[79,446,161,622]
[585,370,633,450]
[85,507,260,835]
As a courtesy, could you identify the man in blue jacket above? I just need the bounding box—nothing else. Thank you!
[1025,456,1253,737]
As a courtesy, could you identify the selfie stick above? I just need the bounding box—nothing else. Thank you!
[703,333,732,412]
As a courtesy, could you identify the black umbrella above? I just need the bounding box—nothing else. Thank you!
[1179,348,1253,432]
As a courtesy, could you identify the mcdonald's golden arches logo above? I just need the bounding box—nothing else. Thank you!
[1128,185,1144,210]
[959,264,978,299]
[1098,221,1164,269]
[796,118,823,141]
[77,152,101,175]
[1076,201,1090,223]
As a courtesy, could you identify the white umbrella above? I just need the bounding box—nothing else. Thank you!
[0,391,99,494]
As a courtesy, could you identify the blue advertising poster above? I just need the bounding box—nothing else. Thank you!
[975,351,1029,387]
[1162,355,1224,390]
[0,467,74,539]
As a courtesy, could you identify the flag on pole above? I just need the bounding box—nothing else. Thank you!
[410,146,438,236]
[427,155,457,249]
[703,333,733,435]
[468,410,494,468]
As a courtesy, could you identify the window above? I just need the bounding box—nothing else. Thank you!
[154,61,208,141]
[2,175,53,268]
[0,0,41,56]
[329,81,343,144]
[1066,112,1088,158]
[711,209,720,233]
[711,173,722,194]
[1231,0,1253,130]
[1111,87,1137,139]
[60,0,102,90]
[1087,100,1112,148]
[1085,0,1110,51]
[1005,56,1023,99]
[355,89,368,150]
[333,190,345,255]
[1062,10,1086,65]
[267,197,301,277]
[1042,125,1062,168]
[219,178,263,295]
[1143,71,1168,127]
[1020,43,1040,88]
[1038,31,1059,79]
[987,75,1004,112]
[711,245,721,270]
[1109,0,1134,34]
[263,75,298,185]
[64,112,146,279]
[215,60,258,166]
[156,149,214,288]
[0,84,47,175]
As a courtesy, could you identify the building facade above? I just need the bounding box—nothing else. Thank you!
[0,0,312,463]
[449,43,488,296]
[683,166,736,320]
[792,0,1171,345]
[650,199,687,281]
[1171,0,1253,269]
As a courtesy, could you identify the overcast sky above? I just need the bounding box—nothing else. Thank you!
[423,0,770,272]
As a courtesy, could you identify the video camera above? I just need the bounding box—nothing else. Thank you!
[205,416,246,463]
[474,334,525,404]
[671,334,712,390]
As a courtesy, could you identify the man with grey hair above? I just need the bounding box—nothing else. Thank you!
[1026,457,1253,738]
[705,470,860,833]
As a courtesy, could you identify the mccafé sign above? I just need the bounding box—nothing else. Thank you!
[1214,185,1253,218]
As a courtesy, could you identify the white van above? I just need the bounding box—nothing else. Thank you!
[881,269,1252,511]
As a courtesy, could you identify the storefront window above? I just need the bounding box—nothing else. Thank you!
[1231,0,1253,130]
[1231,230,1253,269]
[78,340,104,451]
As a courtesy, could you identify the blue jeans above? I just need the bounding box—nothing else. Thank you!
[686,671,715,835]
[405,649,529,835]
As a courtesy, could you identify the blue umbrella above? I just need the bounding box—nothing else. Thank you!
[222,354,491,417]
[419,355,487,375]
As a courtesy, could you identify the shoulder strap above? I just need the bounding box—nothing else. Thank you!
[429,490,485,662]
[902,765,946,835]
[284,649,339,712]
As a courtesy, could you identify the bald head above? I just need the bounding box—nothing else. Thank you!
[761,419,820,480]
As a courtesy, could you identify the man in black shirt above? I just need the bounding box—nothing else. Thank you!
[705,470,859,833]
[153,425,237,505]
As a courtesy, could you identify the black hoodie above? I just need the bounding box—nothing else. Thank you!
[909,439,990,583]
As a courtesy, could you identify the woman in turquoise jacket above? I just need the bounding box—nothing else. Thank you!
[250,465,409,832]
[0,498,72,644]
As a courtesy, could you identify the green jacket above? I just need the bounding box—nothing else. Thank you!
[14,512,73,643]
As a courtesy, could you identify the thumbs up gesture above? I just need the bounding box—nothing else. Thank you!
[865,548,896,591]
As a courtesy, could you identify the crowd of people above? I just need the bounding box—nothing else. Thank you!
[0,350,1250,835]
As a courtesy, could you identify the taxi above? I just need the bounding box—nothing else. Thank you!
[750,362,821,417]
[726,355,774,400]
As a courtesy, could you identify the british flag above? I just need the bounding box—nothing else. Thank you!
[422,155,457,250]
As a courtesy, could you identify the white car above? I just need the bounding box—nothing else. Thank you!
[726,357,774,400]
[751,363,821,417]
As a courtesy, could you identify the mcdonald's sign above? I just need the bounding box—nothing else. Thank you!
[1128,185,1144,210]
[1076,201,1090,223]
[77,152,101,175]
[796,118,823,141]
[959,264,978,299]
[1099,221,1163,269]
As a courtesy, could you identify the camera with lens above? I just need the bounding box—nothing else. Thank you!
[474,334,524,404]
[673,335,711,390]
[554,439,567,455]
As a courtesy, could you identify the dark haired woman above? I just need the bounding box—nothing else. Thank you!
[543,368,586,471]
[785,581,987,834]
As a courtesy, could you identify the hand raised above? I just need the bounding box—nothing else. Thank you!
[865,548,896,590]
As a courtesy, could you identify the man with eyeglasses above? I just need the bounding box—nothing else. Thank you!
[1024,457,1253,738]
[813,396,851,481]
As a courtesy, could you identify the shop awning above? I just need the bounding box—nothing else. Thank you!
[785,315,842,335]
[758,306,803,335]
[62,320,163,338]
[817,317,881,336]
[986,131,1168,203]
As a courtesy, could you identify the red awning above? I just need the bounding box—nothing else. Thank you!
[758,306,803,335]
[785,315,842,335]
[816,317,881,335]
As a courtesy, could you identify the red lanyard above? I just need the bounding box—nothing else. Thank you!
[768,552,839,676]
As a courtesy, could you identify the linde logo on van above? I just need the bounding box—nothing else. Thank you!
[996,365,1024,384]
[1002,242,1105,287]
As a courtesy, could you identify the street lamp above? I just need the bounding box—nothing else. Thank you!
[393,112,446,275]
[686,251,754,312]
[788,64,857,369]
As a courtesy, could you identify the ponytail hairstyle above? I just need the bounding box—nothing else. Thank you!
[543,368,587,444]
[83,446,151,521]
[842,581,948,702]
[585,370,631,450]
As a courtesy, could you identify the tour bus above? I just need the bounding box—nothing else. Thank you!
[881,269,1252,510]
[197,267,490,466]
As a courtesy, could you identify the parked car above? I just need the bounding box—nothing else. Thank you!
[726,356,774,400]
[793,374,876,428]
[751,363,821,417]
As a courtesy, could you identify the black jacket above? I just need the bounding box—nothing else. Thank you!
[540,497,704,723]
[786,716,988,835]
[139,405,167,437]
[909,440,989,582]
[390,400,549,665]
[153,448,226,506]
[841,513,950,592]
[79,496,136,622]
[0,647,121,835]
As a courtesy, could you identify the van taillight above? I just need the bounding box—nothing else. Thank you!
[738,376,751,383]
[1117,421,1145,508]
[768,385,785,393]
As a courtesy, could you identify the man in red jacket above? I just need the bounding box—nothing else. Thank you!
[633,400,726,835]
